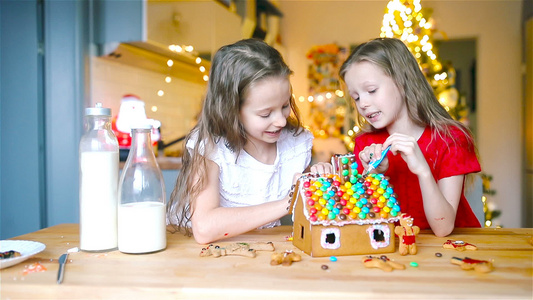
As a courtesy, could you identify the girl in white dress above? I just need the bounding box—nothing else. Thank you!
[168,39,314,244]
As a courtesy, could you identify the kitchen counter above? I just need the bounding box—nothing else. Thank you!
[1,224,532,299]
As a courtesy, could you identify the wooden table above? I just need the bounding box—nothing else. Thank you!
[1,224,532,299]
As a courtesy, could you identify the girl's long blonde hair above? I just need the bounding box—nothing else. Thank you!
[339,38,479,186]
[339,38,476,147]
[168,39,303,235]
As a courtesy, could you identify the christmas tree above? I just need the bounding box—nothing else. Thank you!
[380,0,468,122]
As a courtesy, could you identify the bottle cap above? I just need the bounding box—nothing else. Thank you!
[130,119,153,130]
[85,103,111,116]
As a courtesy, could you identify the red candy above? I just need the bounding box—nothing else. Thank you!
[301,171,399,222]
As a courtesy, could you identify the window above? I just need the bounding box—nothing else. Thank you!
[320,228,340,249]
[366,225,391,249]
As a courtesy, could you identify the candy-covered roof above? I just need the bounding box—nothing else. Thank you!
[297,153,401,226]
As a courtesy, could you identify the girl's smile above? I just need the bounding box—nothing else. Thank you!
[239,76,291,161]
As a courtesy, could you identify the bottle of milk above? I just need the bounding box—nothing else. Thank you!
[118,120,166,254]
[79,103,119,252]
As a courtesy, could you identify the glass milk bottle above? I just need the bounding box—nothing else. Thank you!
[118,121,166,254]
[79,103,119,252]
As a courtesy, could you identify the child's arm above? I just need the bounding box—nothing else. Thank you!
[190,159,290,244]
[383,133,461,237]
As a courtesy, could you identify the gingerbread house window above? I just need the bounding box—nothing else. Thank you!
[366,225,391,250]
[320,228,340,250]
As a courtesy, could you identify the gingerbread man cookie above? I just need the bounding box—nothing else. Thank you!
[394,213,420,255]
[443,240,477,251]
[362,255,406,272]
[451,257,493,273]
[200,244,256,258]
[270,250,302,266]
[200,242,275,258]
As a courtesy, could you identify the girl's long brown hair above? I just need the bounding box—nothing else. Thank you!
[167,39,303,235]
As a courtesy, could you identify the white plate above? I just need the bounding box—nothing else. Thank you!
[0,240,46,269]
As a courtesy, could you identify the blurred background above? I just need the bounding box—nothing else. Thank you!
[1,0,531,238]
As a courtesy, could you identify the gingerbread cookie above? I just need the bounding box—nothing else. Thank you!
[0,250,21,259]
[443,240,477,251]
[200,242,275,258]
[362,255,405,272]
[200,244,256,258]
[451,256,493,273]
[270,250,302,266]
[394,213,420,255]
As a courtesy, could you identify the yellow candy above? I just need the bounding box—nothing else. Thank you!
[321,208,329,215]
[318,198,327,206]
[346,189,354,195]
[353,207,361,214]
[349,197,357,204]
[383,207,391,213]
[379,196,386,202]
[377,188,385,194]
[315,190,323,197]
[344,182,352,189]
[372,179,380,186]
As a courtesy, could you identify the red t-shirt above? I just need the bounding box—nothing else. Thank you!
[354,126,481,229]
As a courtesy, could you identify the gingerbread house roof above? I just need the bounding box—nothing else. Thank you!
[295,153,401,226]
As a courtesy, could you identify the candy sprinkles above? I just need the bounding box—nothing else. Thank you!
[291,152,402,257]
[302,156,400,224]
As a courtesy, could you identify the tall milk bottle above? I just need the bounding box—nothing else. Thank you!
[79,103,119,252]
[118,121,166,254]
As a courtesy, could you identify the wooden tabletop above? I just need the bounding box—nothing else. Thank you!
[1,224,532,299]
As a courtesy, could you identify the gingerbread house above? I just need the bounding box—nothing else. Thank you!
[291,153,401,257]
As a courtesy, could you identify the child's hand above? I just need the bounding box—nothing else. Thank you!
[310,162,333,175]
[385,133,430,176]
[359,144,390,174]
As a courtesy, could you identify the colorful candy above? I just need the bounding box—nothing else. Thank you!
[303,155,401,222]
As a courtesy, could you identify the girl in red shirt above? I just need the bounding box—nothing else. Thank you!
[337,38,481,236]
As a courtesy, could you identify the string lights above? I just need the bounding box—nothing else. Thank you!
[157,44,209,102]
